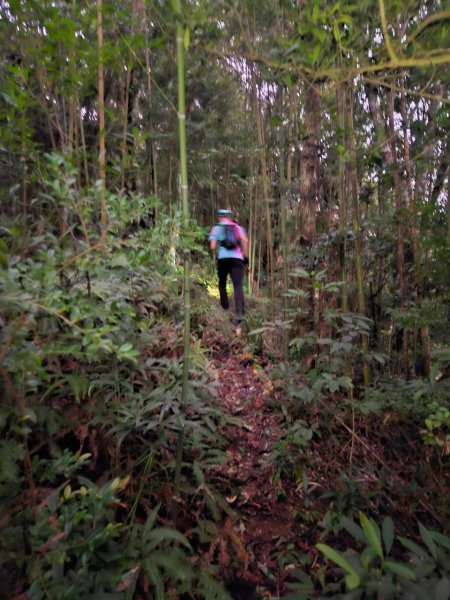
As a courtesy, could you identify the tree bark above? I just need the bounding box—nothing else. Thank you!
[400,77,430,377]
[299,83,320,244]
[367,83,409,378]
[387,89,409,378]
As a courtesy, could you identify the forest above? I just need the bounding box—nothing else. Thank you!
[0,0,449,598]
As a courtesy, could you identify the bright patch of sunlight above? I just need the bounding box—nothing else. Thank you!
[204,281,233,299]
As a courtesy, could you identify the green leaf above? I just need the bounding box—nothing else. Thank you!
[200,573,233,600]
[67,375,89,403]
[312,0,320,24]
[419,522,438,560]
[183,26,190,50]
[311,44,321,65]
[291,268,310,278]
[143,561,164,600]
[383,561,416,581]
[0,251,7,268]
[382,517,395,555]
[316,543,359,578]
[268,116,282,127]
[248,327,270,336]
[430,531,450,551]
[340,516,367,544]
[398,536,431,559]
[145,527,192,551]
[338,14,353,25]
[361,546,376,569]
[333,20,340,42]
[360,512,383,559]
[1,92,18,107]
[283,71,292,88]
[143,503,161,541]
[345,572,361,590]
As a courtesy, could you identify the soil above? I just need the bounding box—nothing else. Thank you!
[201,313,312,597]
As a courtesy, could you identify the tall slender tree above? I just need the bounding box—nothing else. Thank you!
[400,76,431,377]
[97,0,107,225]
[173,0,191,519]
[347,82,370,388]
[387,89,409,377]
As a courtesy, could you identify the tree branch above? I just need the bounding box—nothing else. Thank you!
[406,9,450,47]
[378,0,398,63]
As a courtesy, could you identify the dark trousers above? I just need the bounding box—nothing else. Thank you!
[217,258,245,316]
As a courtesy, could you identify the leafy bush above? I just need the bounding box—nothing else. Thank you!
[316,513,450,599]
[0,160,231,597]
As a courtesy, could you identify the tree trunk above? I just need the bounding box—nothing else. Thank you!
[286,85,296,185]
[387,89,409,378]
[252,68,275,316]
[97,0,107,226]
[173,0,191,521]
[299,83,320,245]
[278,84,289,360]
[414,85,444,205]
[367,83,409,378]
[400,79,431,377]
[448,165,450,244]
[347,82,370,388]
[120,63,132,191]
[336,84,348,312]
[247,157,255,294]
[78,95,90,188]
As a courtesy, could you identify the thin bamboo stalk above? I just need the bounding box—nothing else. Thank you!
[173,0,191,520]
[387,89,409,378]
[97,0,107,225]
[252,70,275,317]
[347,82,370,388]
[247,157,254,295]
[400,76,430,377]
[336,84,348,312]
[121,63,132,191]
[278,85,289,360]
[78,95,90,188]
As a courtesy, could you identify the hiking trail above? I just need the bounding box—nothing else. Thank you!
[198,290,310,598]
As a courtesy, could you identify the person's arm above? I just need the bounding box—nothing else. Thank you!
[239,230,248,257]
[209,225,218,253]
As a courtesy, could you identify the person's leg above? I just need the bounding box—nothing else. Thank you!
[217,259,230,310]
[230,259,245,318]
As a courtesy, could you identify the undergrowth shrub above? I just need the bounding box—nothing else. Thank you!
[281,514,450,599]
[0,158,231,598]
[259,266,449,593]
[315,513,450,599]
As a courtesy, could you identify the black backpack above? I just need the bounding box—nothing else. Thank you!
[220,223,240,250]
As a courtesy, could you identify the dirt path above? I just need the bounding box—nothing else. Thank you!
[207,343,307,598]
[196,286,310,596]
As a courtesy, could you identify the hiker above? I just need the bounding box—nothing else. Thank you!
[209,209,249,321]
